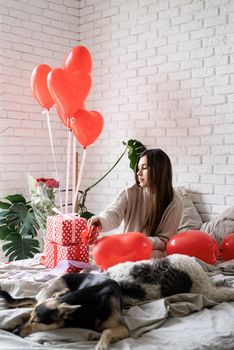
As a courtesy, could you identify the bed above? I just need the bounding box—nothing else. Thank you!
[1,186,234,350]
[0,254,234,350]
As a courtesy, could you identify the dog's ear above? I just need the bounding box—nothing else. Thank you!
[58,302,81,315]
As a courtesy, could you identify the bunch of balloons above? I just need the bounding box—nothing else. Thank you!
[30,46,103,148]
[90,229,234,270]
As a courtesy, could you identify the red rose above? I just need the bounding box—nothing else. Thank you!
[36,178,47,183]
[45,179,60,188]
[35,178,47,185]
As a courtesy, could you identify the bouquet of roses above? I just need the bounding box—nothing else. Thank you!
[28,175,60,238]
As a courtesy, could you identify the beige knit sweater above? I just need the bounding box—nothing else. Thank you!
[97,184,184,258]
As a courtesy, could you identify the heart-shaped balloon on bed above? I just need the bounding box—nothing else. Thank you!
[72,110,104,148]
[47,68,91,118]
[92,232,153,270]
[221,233,234,261]
[167,230,220,264]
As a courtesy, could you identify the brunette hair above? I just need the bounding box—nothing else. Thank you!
[135,149,174,236]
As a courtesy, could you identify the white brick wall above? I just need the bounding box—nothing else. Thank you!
[1,0,234,224]
[0,0,81,202]
[79,0,234,221]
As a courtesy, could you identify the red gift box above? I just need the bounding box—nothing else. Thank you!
[44,240,89,272]
[46,215,87,245]
[44,215,101,272]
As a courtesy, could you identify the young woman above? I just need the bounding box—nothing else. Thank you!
[88,149,183,258]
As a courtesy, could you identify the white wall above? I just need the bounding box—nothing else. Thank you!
[0,0,81,200]
[79,0,234,221]
[0,0,234,224]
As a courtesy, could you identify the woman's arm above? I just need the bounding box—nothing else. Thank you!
[149,236,168,251]
[90,189,128,232]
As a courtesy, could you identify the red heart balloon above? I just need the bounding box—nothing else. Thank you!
[31,64,54,110]
[221,233,234,261]
[93,232,153,270]
[56,104,86,129]
[167,230,220,265]
[56,105,72,129]
[64,46,92,74]
[72,110,104,148]
[47,68,91,118]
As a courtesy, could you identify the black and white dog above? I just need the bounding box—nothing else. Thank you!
[104,254,234,306]
[0,273,129,350]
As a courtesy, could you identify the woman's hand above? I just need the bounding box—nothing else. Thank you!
[87,215,102,228]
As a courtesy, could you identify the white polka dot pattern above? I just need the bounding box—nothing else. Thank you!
[45,216,87,245]
[43,216,90,272]
[44,239,89,272]
[44,240,57,268]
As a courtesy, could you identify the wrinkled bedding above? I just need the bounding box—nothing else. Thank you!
[0,256,234,350]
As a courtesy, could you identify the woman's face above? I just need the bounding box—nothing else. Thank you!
[137,155,148,187]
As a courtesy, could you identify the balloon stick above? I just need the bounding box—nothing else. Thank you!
[65,128,72,214]
[72,147,87,213]
[43,109,63,213]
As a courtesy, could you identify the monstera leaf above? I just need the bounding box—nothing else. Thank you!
[2,234,40,261]
[0,193,40,261]
[0,225,13,240]
[4,194,26,204]
[6,203,39,238]
[0,194,26,210]
[124,139,146,171]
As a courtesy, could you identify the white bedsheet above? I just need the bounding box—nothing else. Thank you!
[0,255,234,350]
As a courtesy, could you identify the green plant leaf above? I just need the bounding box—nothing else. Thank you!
[0,219,8,226]
[0,201,11,209]
[5,194,26,204]
[80,211,95,219]
[20,210,39,238]
[2,234,40,261]
[0,210,9,219]
[6,203,39,238]
[123,139,147,171]
[0,225,13,240]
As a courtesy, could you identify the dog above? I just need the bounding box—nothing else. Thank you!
[104,254,234,306]
[0,273,129,350]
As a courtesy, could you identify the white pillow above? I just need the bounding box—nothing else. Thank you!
[175,187,234,245]
[201,206,234,244]
[175,187,203,232]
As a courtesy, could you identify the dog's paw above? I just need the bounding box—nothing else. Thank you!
[95,343,108,350]
[95,331,111,350]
